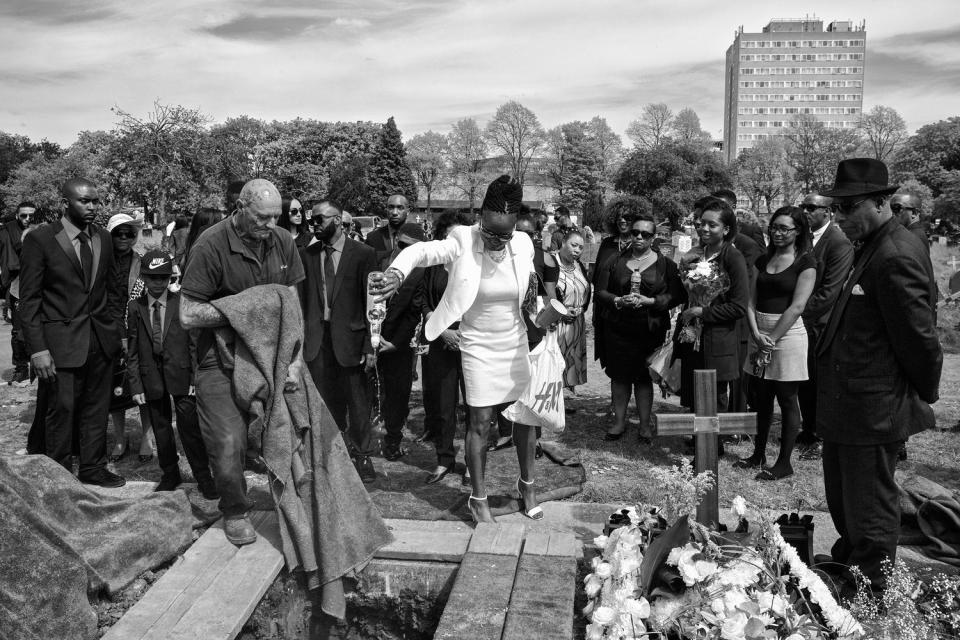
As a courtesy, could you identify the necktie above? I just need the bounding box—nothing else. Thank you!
[78,232,93,289]
[323,246,335,310]
[152,301,163,355]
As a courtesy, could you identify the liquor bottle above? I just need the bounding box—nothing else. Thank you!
[366,272,387,349]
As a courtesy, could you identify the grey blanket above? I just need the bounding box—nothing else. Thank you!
[899,473,960,566]
[0,454,193,640]
[211,284,392,619]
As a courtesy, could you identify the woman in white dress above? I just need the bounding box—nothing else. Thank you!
[373,177,542,524]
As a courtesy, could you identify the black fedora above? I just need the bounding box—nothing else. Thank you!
[821,158,898,198]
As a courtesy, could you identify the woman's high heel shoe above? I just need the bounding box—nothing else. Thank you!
[516,478,544,520]
[468,495,496,524]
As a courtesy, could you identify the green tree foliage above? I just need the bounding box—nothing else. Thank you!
[892,116,960,198]
[783,115,862,193]
[107,101,218,223]
[446,118,491,212]
[736,137,796,214]
[366,116,417,213]
[208,115,271,184]
[672,108,712,147]
[615,140,733,229]
[405,130,448,212]
[0,133,63,213]
[484,101,546,186]
[857,105,907,162]
[327,155,372,213]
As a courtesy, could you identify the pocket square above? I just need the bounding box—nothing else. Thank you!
[851,284,865,295]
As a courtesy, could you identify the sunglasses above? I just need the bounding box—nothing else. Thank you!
[830,197,871,215]
[289,208,302,214]
[17,214,32,219]
[480,220,514,242]
[890,204,915,214]
[769,224,798,235]
[630,229,656,239]
[800,204,826,213]
[112,230,138,239]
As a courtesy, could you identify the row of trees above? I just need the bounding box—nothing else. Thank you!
[2,99,958,228]
[0,104,418,221]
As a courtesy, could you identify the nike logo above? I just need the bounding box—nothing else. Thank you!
[149,258,169,269]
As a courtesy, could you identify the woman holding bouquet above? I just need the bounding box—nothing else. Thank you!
[596,215,684,442]
[675,198,750,413]
[372,176,543,525]
[734,206,816,480]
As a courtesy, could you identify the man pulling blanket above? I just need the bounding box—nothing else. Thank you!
[209,283,392,619]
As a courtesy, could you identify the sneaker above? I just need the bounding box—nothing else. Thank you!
[382,443,407,462]
[80,469,126,488]
[355,456,376,484]
[224,515,257,546]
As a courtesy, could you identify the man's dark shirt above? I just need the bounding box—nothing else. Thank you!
[181,217,305,366]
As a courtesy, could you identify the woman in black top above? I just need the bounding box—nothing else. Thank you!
[734,206,816,480]
[595,215,683,442]
[278,196,310,247]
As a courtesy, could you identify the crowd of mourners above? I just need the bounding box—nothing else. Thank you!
[1,156,942,599]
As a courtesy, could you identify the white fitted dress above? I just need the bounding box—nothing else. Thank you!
[459,251,530,407]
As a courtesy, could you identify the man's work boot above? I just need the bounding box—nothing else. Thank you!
[224,515,257,546]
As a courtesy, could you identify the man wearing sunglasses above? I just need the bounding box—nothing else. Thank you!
[796,194,854,461]
[815,158,941,597]
[890,193,929,254]
[0,201,38,384]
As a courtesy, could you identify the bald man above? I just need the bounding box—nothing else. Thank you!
[20,178,125,486]
[180,178,306,546]
[366,194,409,268]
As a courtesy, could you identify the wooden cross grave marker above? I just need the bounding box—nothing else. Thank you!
[654,369,757,527]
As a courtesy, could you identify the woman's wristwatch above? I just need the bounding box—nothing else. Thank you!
[614,297,623,310]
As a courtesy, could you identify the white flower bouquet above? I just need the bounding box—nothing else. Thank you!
[583,498,865,640]
[678,257,730,352]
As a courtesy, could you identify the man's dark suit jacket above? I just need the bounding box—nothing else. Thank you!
[19,220,121,367]
[381,267,426,351]
[299,237,377,367]
[364,225,399,270]
[906,221,929,252]
[732,232,763,270]
[817,219,942,445]
[738,222,766,254]
[127,293,195,400]
[802,222,854,330]
[0,222,24,290]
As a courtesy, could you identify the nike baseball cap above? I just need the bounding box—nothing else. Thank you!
[140,250,174,276]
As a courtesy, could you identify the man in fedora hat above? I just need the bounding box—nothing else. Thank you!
[814,158,942,594]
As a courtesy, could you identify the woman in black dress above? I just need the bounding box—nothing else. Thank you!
[595,215,683,442]
[675,198,750,413]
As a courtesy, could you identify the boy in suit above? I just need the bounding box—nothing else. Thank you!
[128,250,216,496]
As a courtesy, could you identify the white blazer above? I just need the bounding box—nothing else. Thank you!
[389,224,535,341]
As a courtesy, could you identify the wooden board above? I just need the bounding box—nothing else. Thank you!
[502,554,576,640]
[376,519,474,563]
[466,522,525,556]
[103,511,283,640]
[433,552,520,640]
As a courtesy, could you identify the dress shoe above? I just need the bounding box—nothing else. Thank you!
[382,443,407,462]
[155,474,183,492]
[733,455,766,470]
[224,515,257,546]
[108,437,129,463]
[80,470,126,488]
[487,436,513,452]
[197,477,220,500]
[425,466,450,485]
[355,456,376,484]
[799,441,822,461]
[603,430,625,441]
[755,466,793,481]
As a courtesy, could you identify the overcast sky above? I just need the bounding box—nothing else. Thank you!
[2,0,958,147]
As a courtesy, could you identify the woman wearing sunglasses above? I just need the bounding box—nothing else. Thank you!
[372,175,544,524]
[278,196,310,248]
[595,214,683,442]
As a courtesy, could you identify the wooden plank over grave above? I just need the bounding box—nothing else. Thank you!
[433,522,525,640]
[376,518,474,563]
[654,369,756,527]
[502,531,577,640]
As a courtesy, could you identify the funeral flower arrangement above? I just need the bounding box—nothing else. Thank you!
[582,497,865,640]
[678,255,731,351]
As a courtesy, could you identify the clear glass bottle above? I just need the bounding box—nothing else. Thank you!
[366,272,387,349]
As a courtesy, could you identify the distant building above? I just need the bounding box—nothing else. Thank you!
[723,16,866,163]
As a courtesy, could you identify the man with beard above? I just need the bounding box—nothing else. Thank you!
[366,194,409,268]
[20,179,124,486]
[299,200,378,483]
[815,159,941,596]
[0,201,38,383]
[180,179,306,545]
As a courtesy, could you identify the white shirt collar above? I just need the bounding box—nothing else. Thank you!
[811,221,830,246]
